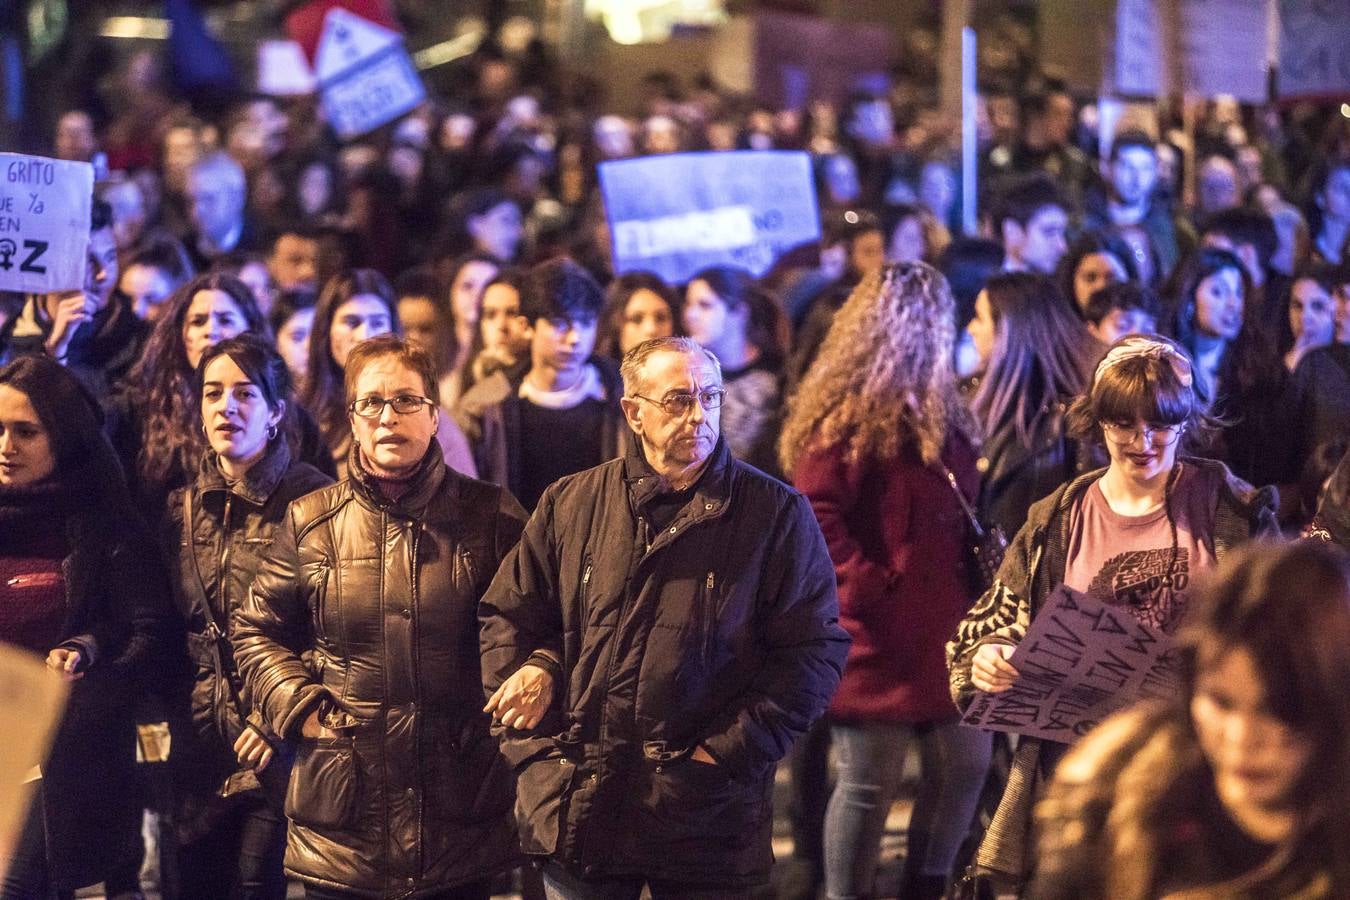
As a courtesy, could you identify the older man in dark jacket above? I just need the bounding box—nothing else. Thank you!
[480,336,850,898]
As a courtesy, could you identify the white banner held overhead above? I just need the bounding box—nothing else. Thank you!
[0,153,93,294]
[1278,0,1350,100]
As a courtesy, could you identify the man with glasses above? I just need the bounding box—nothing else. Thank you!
[458,258,626,510]
[479,335,850,899]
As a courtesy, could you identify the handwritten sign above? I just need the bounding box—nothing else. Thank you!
[599,151,820,285]
[1278,0,1350,100]
[314,7,425,140]
[1114,0,1164,97]
[0,643,69,882]
[0,154,93,294]
[962,587,1182,744]
[1179,0,1268,102]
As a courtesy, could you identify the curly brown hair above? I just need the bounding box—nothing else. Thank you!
[778,262,975,474]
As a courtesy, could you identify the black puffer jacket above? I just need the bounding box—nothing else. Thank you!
[163,440,331,826]
[479,438,850,887]
[232,446,528,897]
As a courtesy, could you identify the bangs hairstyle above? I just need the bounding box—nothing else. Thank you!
[1067,336,1215,449]
[343,335,440,409]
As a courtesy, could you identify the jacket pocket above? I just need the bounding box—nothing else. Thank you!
[639,744,765,843]
[285,732,359,830]
[515,750,577,855]
[429,723,513,824]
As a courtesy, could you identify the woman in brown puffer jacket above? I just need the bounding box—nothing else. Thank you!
[233,336,527,899]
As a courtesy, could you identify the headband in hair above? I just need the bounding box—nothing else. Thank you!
[1093,337,1193,389]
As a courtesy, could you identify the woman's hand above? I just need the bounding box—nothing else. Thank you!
[45,648,84,682]
[484,663,554,731]
[298,707,337,740]
[234,728,274,772]
[970,643,1020,693]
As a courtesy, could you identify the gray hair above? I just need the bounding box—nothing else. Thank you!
[187,151,246,197]
[620,336,721,396]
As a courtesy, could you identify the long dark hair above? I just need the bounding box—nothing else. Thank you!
[300,269,398,453]
[1057,229,1138,314]
[1174,541,1350,894]
[596,271,679,360]
[1168,247,1279,398]
[195,335,298,457]
[129,273,268,489]
[687,266,785,363]
[0,354,134,515]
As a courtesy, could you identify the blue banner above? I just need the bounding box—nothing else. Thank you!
[599,151,820,285]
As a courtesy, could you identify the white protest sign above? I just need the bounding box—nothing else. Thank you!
[0,154,93,294]
[1278,0,1350,100]
[258,40,318,97]
[0,643,69,882]
[1179,0,1268,102]
[315,7,425,140]
[1114,0,1164,97]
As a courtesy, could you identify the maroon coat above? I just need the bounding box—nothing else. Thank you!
[794,432,978,723]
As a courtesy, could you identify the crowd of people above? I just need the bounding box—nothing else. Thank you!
[4,22,1350,900]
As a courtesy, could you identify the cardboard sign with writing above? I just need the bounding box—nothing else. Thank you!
[315,7,425,140]
[0,643,69,882]
[599,150,820,285]
[0,154,93,294]
[962,586,1182,744]
[1278,0,1350,100]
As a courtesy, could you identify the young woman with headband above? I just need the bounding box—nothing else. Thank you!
[946,334,1280,893]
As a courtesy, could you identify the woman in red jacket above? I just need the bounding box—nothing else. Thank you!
[781,262,992,900]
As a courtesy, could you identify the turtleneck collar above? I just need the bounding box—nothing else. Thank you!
[347,439,446,517]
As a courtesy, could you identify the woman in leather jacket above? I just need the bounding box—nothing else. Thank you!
[164,335,332,898]
[233,336,527,899]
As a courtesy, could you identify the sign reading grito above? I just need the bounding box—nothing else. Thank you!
[0,153,94,294]
[600,151,820,285]
[962,586,1182,744]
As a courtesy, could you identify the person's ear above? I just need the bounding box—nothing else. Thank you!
[1001,219,1023,250]
[619,396,643,437]
[268,399,286,431]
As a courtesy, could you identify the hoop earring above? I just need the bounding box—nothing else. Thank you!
[267,424,278,441]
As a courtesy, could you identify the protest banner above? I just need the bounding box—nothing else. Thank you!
[599,150,820,285]
[1278,0,1350,100]
[962,586,1182,744]
[1112,0,1269,102]
[0,643,69,882]
[752,12,892,109]
[287,1,425,140]
[0,153,93,294]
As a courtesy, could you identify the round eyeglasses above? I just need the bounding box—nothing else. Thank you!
[350,395,435,418]
[1100,420,1183,447]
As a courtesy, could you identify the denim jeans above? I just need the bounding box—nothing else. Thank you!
[823,721,991,900]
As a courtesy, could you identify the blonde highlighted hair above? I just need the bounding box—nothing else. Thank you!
[779,263,975,474]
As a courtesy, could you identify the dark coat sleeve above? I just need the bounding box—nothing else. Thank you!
[231,505,328,738]
[698,492,850,778]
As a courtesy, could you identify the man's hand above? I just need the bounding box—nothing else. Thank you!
[970,643,1020,693]
[484,663,554,731]
[44,291,95,360]
[234,728,274,772]
[690,745,717,765]
[298,707,337,740]
[45,648,84,682]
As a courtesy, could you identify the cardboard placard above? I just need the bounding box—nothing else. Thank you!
[962,587,1182,744]
[0,643,70,882]
[599,150,820,285]
[0,154,93,294]
[1278,0,1350,100]
[313,7,425,140]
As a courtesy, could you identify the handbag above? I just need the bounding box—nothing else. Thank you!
[940,462,1008,591]
[182,489,291,799]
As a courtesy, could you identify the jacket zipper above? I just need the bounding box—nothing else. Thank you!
[408,519,425,878]
[700,571,716,666]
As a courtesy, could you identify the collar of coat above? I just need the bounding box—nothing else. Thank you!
[1008,455,1279,611]
[622,433,733,520]
[197,437,293,508]
[346,440,447,518]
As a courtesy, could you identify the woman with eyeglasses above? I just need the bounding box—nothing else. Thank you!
[298,269,475,479]
[946,335,1279,894]
[233,336,527,898]
[165,335,332,899]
